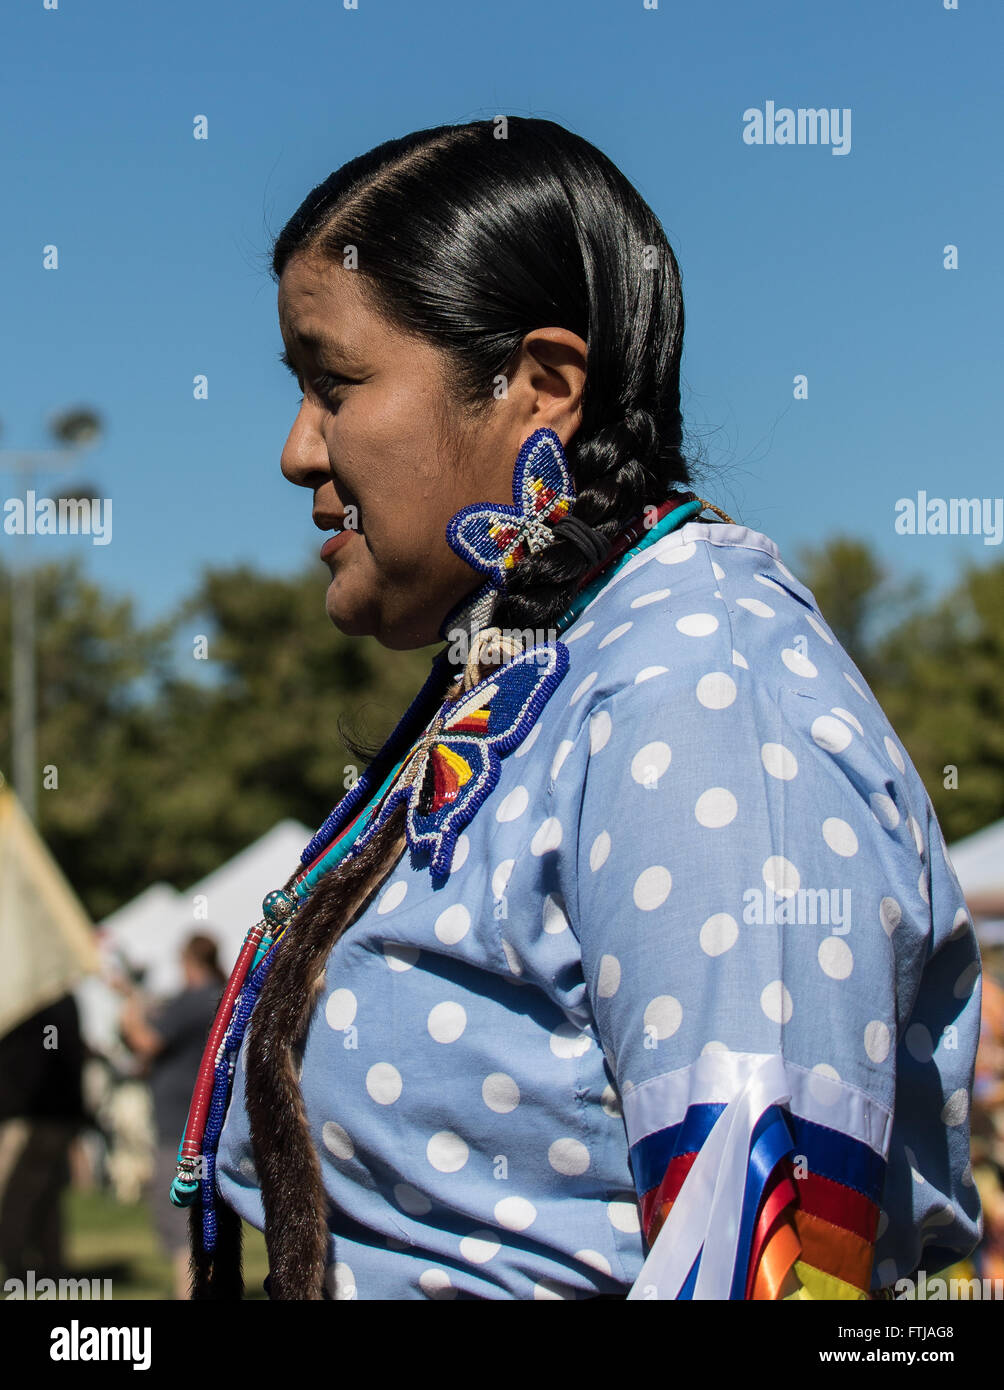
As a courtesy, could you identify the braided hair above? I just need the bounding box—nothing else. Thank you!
[193,117,696,1299]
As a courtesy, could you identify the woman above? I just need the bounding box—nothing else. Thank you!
[176,117,981,1300]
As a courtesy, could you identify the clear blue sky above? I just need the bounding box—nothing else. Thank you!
[1,0,1001,625]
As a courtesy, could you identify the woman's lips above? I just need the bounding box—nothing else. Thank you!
[320,530,357,561]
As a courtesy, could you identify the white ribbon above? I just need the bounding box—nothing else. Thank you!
[626,1053,792,1300]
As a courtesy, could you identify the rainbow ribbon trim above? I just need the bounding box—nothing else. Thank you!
[624,1052,892,1300]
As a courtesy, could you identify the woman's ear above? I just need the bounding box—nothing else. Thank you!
[509,327,587,445]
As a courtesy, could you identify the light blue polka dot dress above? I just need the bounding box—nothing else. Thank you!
[215,520,982,1299]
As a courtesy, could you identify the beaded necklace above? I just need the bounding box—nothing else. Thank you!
[173,492,708,1239]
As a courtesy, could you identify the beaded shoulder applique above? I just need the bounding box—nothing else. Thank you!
[349,642,569,880]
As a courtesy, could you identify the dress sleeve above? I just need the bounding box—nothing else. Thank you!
[555,656,982,1301]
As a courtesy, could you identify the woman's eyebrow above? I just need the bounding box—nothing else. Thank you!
[279,333,363,376]
[278,347,300,377]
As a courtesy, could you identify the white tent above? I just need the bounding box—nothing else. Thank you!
[946,817,1004,946]
[0,781,99,1037]
[75,818,311,1053]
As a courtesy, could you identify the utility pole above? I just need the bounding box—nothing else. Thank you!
[0,408,102,824]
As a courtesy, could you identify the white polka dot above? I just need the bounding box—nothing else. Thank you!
[695,787,737,827]
[496,785,529,822]
[761,743,798,780]
[918,870,930,903]
[530,817,563,854]
[876,1258,898,1285]
[880,896,902,935]
[712,561,726,580]
[905,1024,934,1063]
[808,1063,842,1105]
[864,1020,891,1064]
[806,614,833,644]
[732,650,749,669]
[597,954,622,997]
[941,1089,969,1126]
[962,1162,974,1188]
[492,859,515,900]
[700,913,738,956]
[755,573,787,594]
[631,589,670,608]
[607,1199,641,1233]
[562,620,593,645]
[818,936,853,979]
[238,1156,257,1180]
[327,1261,356,1300]
[395,1183,432,1216]
[460,1231,500,1263]
[500,939,523,976]
[633,865,672,909]
[533,1279,569,1300]
[575,1249,612,1276]
[832,707,864,736]
[676,613,718,637]
[876,1210,890,1239]
[763,855,800,898]
[427,1002,467,1043]
[643,995,682,1040]
[696,672,737,709]
[322,1121,354,1160]
[589,831,611,871]
[550,740,575,780]
[450,834,470,871]
[548,1139,591,1176]
[513,722,542,756]
[870,793,899,829]
[702,1040,729,1054]
[657,540,696,565]
[631,740,672,785]
[569,672,598,705]
[923,1203,956,1229]
[811,715,853,753]
[482,1073,520,1113]
[781,649,817,678]
[366,1063,403,1105]
[760,980,793,1024]
[325,989,357,1031]
[950,907,970,939]
[419,1268,457,1299]
[736,598,774,618]
[542,892,570,935]
[635,666,669,683]
[427,1131,469,1172]
[589,710,612,754]
[550,1023,592,1059]
[823,817,858,857]
[377,880,407,914]
[598,622,633,647]
[953,962,980,1000]
[844,672,869,700]
[600,1085,621,1118]
[884,736,906,773]
[493,1196,536,1230]
[434,903,471,945]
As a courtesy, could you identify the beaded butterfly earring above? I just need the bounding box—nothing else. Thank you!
[438,427,577,643]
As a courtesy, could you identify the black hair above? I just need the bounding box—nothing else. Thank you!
[271,115,693,635]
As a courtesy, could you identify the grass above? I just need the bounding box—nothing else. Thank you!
[57,1187,269,1300]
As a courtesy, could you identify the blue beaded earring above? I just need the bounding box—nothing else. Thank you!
[439,427,576,642]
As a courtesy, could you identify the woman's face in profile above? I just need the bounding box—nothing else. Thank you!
[278,250,516,649]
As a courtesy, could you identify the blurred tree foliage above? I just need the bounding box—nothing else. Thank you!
[0,557,433,919]
[1,543,1002,919]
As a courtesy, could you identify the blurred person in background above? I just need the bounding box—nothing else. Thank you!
[0,993,87,1283]
[119,934,224,1299]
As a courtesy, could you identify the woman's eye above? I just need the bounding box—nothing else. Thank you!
[311,372,351,404]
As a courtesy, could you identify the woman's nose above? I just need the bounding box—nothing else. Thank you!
[280,404,331,489]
